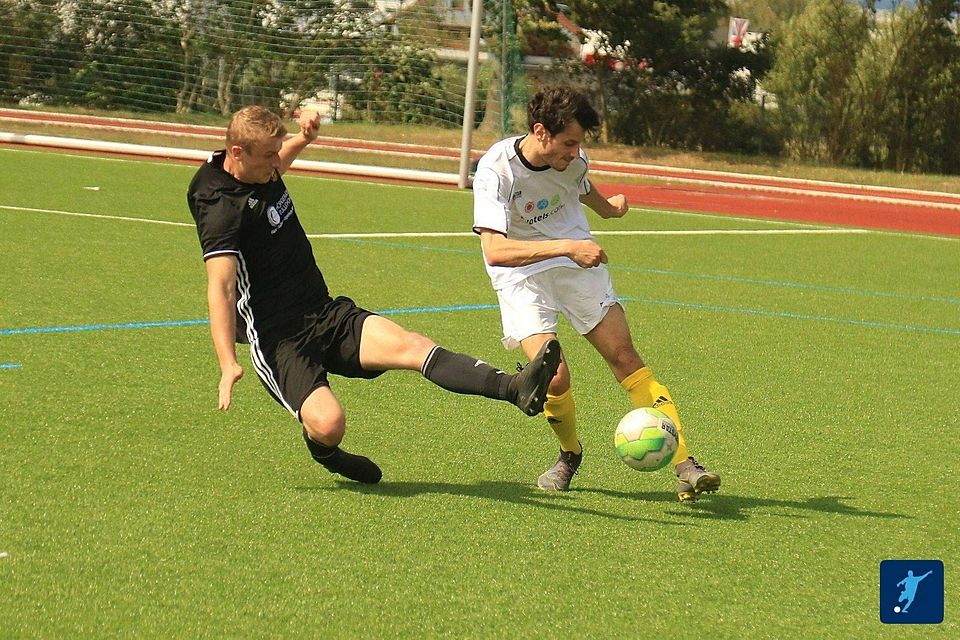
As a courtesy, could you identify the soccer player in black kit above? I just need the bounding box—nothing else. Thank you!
[187,105,560,484]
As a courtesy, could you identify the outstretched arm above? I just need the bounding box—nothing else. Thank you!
[205,255,243,410]
[277,109,322,175]
[478,229,607,268]
[580,182,628,219]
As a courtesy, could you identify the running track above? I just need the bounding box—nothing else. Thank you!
[2,108,958,237]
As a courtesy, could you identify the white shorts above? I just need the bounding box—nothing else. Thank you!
[496,265,622,350]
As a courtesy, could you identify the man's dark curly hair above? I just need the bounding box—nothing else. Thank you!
[527,85,600,136]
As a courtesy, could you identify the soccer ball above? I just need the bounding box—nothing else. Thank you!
[614,407,679,472]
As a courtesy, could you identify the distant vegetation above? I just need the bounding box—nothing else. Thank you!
[1,0,957,172]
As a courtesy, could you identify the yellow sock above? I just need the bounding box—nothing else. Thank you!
[544,388,581,454]
[620,367,689,464]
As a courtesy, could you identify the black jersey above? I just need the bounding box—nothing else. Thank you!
[187,150,331,341]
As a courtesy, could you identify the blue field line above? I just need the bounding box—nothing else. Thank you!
[323,236,960,305]
[377,303,499,315]
[0,319,209,336]
[0,306,499,337]
[1,299,956,338]
[612,265,960,305]
[1,362,22,369]
[621,297,960,336]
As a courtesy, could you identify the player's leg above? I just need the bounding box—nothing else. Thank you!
[357,314,559,416]
[253,328,381,484]
[497,275,582,489]
[522,333,577,451]
[300,386,381,483]
[520,333,582,491]
[584,304,720,502]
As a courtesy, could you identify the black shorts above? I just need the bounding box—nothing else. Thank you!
[252,296,384,416]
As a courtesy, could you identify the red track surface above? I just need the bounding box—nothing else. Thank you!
[596,181,960,237]
[2,108,958,237]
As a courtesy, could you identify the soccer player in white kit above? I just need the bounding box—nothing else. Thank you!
[472,86,721,502]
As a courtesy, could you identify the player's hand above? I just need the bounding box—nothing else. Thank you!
[607,194,629,218]
[217,363,244,411]
[298,109,321,142]
[570,240,608,268]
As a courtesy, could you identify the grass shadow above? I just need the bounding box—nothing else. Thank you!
[298,479,910,524]
[578,487,912,522]
[297,480,684,526]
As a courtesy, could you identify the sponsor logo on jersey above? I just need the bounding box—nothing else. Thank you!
[525,211,554,224]
[511,189,523,201]
[247,197,259,208]
[521,192,565,224]
[267,190,296,234]
[267,206,281,226]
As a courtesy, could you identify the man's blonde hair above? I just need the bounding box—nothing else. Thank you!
[226,105,286,151]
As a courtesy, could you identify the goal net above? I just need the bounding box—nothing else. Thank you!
[0,0,504,132]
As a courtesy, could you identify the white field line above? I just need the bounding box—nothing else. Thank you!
[308,229,870,238]
[1,204,866,236]
[0,204,194,226]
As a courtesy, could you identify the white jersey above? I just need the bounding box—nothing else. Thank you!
[472,135,595,290]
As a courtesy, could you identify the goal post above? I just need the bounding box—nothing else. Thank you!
[458,0,483,188]
[0,0,506,188]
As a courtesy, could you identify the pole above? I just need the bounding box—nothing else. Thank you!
[458,0,484,189]
[501,1,507,136]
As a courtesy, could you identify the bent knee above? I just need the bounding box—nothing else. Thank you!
[397,331,437,367]
[301,407,346,446]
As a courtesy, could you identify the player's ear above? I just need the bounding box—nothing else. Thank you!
[227,143,246,160]
[532,122,548,143]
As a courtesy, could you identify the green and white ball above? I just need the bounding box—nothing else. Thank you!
[614,407,679,472]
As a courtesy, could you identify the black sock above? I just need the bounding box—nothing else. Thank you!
[302,428,381,483]
[302,428,337,461]
[420,346,512,400]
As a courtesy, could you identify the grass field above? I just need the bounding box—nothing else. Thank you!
[1,146,957,638]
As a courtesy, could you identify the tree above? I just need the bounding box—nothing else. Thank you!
[557,0,774,151]
[159,0,219,114]
[763,0,871,163]
[858,0,960,171]
[726,0,808,33]
[0,0,67,103]
[563,1,726,72]
[766,0,960,172]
